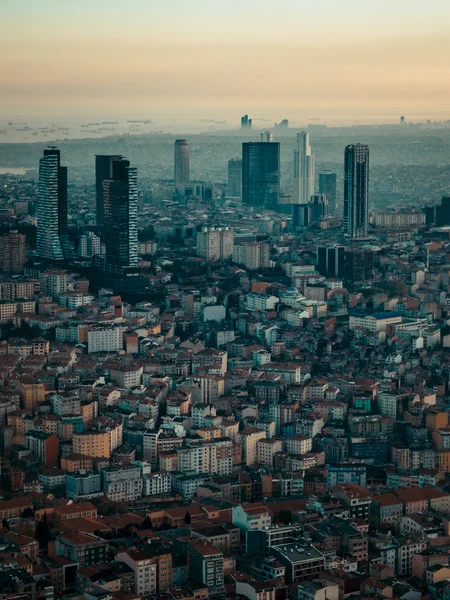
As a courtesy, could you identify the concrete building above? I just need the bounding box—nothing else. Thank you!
[240,428,267,466]
[72,421,123,459]
[117,549,157,597]
[0,231,26,274]
[197,227,234,261]
[232,504,271,533]
[272,542,325,583]
[101,464,142,502]
[233,242,270,269]
[187,540,224,594]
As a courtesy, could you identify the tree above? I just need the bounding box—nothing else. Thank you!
[141,516,153,530]
[184,511,192,524]
[2,518,9,530]
[21,507,34,519]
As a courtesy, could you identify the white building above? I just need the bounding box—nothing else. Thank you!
[87,325,125,353]
[349,312,402,333]
[293,132,315,205]
[116,550,157,597]
[246,293,279,312]
[144,472,171,496]
[233,242,270,269]
[232,504,271,532]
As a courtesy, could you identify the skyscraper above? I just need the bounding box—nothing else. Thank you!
[36,147,73,260]
[174,140,190,194]
[344,144,369,239]
[293,132,314,204]
[228,158,242,198]
[242,141,280,208]
[317,245,345,278]
[319,171,338,215]
[241,115,252,129]
[309,194,328,224]
[102,157,138,275]
[95,155,122,227]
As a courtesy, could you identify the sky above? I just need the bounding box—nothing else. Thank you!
[2,0,450,124]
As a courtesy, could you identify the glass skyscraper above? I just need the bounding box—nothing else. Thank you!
[293,132,315,205]
[344,144,369,239]
[95,155,122,227]
[227,158,242,198]
[102,157,138,275]
[319,171,338,215]
[174,139,190,195]
[242,141,280,208]
[36,147,73,260]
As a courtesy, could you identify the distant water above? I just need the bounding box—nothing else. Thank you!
[0,168,28,175]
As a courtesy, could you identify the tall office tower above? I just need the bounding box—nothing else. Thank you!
[344,144,369,239]
[174,139,190,194]
[293,132,315,204]
[36,147,74,260]
[0,231,26,274]
[242,141,280,208]
[241,115,252,129]
[319,171,338,215]
[292,204,311,229]
[309,194,328,224]
[228,158,242,198]
[317,245,345,278]
[95,155,122,227]
[102,157,138,274]
[197,227,234,261]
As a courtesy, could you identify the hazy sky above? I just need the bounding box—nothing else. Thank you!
[3,0,450,122]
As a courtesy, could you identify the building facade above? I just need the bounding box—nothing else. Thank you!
[242,142,280,208]
[36,147,74,260]
[344,144,369,239]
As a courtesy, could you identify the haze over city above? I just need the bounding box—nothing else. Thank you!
[3,0,450,124]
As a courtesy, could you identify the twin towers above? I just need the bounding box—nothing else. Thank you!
[36,148,138,274]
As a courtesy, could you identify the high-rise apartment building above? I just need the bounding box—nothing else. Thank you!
[78,232,101,258]
[232,242,270,269]
[95,155,122,227]
[242,142,280,208]
[0,231,26,274]
[174,139,190,194]
[228,158,242,198]
[319,171,338,215]
[344,144,369,239]
[100,157,138,274]
[293,132,315,204]
[197,227,234,261]
[36,147,74,260]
